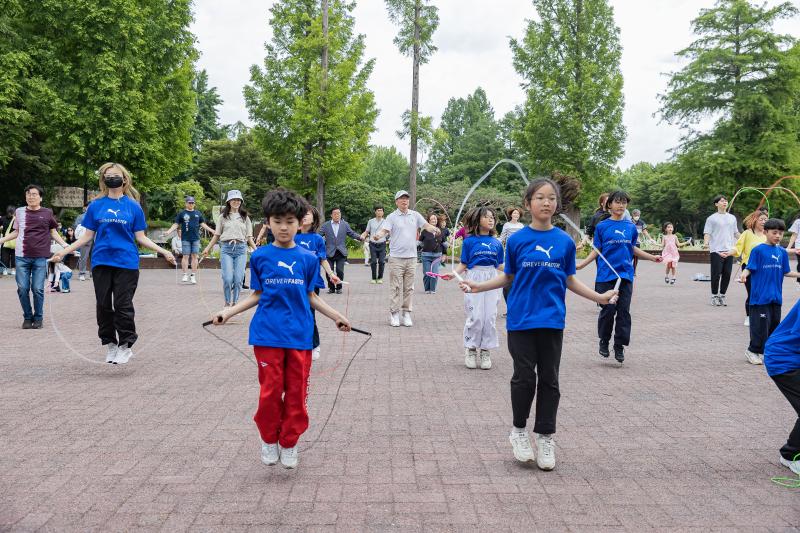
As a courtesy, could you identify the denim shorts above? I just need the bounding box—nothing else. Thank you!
[181,240,201,255]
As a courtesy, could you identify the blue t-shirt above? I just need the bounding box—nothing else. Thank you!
[505,226,576,330]
[295,232,327,289]
[248,244,319,350]
[593,218,638,282]
[460,235,504,269]
[175,209,204,242]
[764,299,800,377]
[747,243,790,305]
[82,196,146,270]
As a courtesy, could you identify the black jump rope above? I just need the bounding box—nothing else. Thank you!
[201,317,372,452]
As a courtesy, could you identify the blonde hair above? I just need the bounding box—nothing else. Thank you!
[97,162,140,201]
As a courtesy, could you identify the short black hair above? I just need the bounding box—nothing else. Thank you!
[713,194,727,205]
[262,188,308,222]
[330,207,341,214]
[24,184,44,196]
[764,218,786,231]
[374,205,384,212]
[605,190,631,209]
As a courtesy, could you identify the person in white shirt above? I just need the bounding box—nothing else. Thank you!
[703,194,740,306]
[786,216,800,287]
[372,190,440,327]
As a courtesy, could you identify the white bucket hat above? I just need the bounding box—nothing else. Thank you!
[226,190,244,203]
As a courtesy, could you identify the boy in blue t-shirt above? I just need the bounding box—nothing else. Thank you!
[211,189,351,469]
[764,299,800,475]
[740,219,800,365]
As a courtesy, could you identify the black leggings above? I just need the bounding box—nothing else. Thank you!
[710,252,733,295]
[508,329,563,435]
[92,265,139,348]
[772,369,800,461]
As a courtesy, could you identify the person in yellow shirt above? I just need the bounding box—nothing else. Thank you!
[721,211,767,326]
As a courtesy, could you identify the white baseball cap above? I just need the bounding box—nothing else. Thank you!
[226,190,244,203]
[394,190,410,200]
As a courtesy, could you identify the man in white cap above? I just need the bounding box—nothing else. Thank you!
[372,190,440,327]
[163,195,214,284]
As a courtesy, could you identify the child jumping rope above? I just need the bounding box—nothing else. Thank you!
[443,206,504,370]
[296,206,341,361]
[724,211,767,326]
[577,190,661,363]
[459,178,617,471]
[739,219,800,366]
[211,189,351,469]
[660,222,688,284]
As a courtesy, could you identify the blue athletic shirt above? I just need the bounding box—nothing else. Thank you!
[460,235,504,269]
[175,209,204,242]
[295,232,327,289]
[82,195,146,270]
[764,299,800,377]
[747,243,790,305]
[504,226,576,330]
[592,218,638,282]
[248,244,319,349]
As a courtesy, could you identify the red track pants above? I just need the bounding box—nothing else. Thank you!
[253,346,312,448]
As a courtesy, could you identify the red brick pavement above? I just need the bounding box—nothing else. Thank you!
[1,262,799,531]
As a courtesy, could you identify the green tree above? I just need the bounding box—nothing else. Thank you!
[17,0,198,192]
[385,0,439,205]
[245,0,378,216]
[325,180,394,229]
[424,88,521,193]
[0,0,31,169]
[510,0,625,207]
[358,145,409,192]
[191,132,281,209]
[659,0,800,196]
[190,69,225,153]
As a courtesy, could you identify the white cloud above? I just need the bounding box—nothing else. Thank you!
[191,0,799,171]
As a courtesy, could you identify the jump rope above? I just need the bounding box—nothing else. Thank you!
[195,243,373,453]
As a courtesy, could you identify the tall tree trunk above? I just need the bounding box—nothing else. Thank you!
[409,0,420,206]
[317,0,329,218]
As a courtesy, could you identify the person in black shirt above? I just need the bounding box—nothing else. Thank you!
[420,213,444,294]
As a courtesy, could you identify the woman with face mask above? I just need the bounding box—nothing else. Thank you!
[51,163,176,364]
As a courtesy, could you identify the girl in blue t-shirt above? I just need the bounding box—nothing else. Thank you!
[459,178,616,471]
[445,206,504,371]
[296,206,341,360]
[576,190,661,364]
[51,163,176,365]
[212,189,351,470]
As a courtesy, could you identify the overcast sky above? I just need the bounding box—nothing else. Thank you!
[191,0,798,171]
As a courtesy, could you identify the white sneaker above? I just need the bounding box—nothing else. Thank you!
[401,311,413,327]
[312,347,321,360]
[190,273,197,284]
[280,445,298,469]
[465,348,477,369]
[114,345,134,364]
[711,295,719,306]
[181,273,188,283]
[780,455,800,475]
[509,430,535,463]
[79,274,86,281]
[744,316,750,327]
[535,433,556,470]
[479,349,492,370]
[719,294,727,306]
[261,442,279,465]
[390,312,400,327]
[744,349,762,365]
[105,343,118,363]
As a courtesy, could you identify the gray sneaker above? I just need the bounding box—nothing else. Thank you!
[711,295,720,306]
[719,294,728,306]
[464,348,477,369]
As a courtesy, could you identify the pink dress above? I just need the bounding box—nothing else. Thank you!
[661,234,680,264]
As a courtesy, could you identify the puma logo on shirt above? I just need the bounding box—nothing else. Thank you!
[772,254,780,261]
[535,245,554,259]
[614,229,626,237]
[278,261,296,275]
[300,240,311,248]
[480,242,492,249]
[107,208,121,217]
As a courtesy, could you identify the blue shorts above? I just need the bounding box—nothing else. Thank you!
[181,240,201,255]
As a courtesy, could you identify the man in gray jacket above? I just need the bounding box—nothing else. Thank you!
[319,207,364,293]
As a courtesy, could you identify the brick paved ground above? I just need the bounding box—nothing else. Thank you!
[1,261,799,532]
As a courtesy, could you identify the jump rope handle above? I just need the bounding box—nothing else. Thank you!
[350,327,372,336]
[609,278,621,305]
[452,270,472,292]
[202,320,213,327]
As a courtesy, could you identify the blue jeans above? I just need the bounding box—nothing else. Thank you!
[421,252,441,292]
[60,271,72,291]
[15,256,47,321]
[220,241,247,304]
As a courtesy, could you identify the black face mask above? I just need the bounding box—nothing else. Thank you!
[104,175,124,189]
